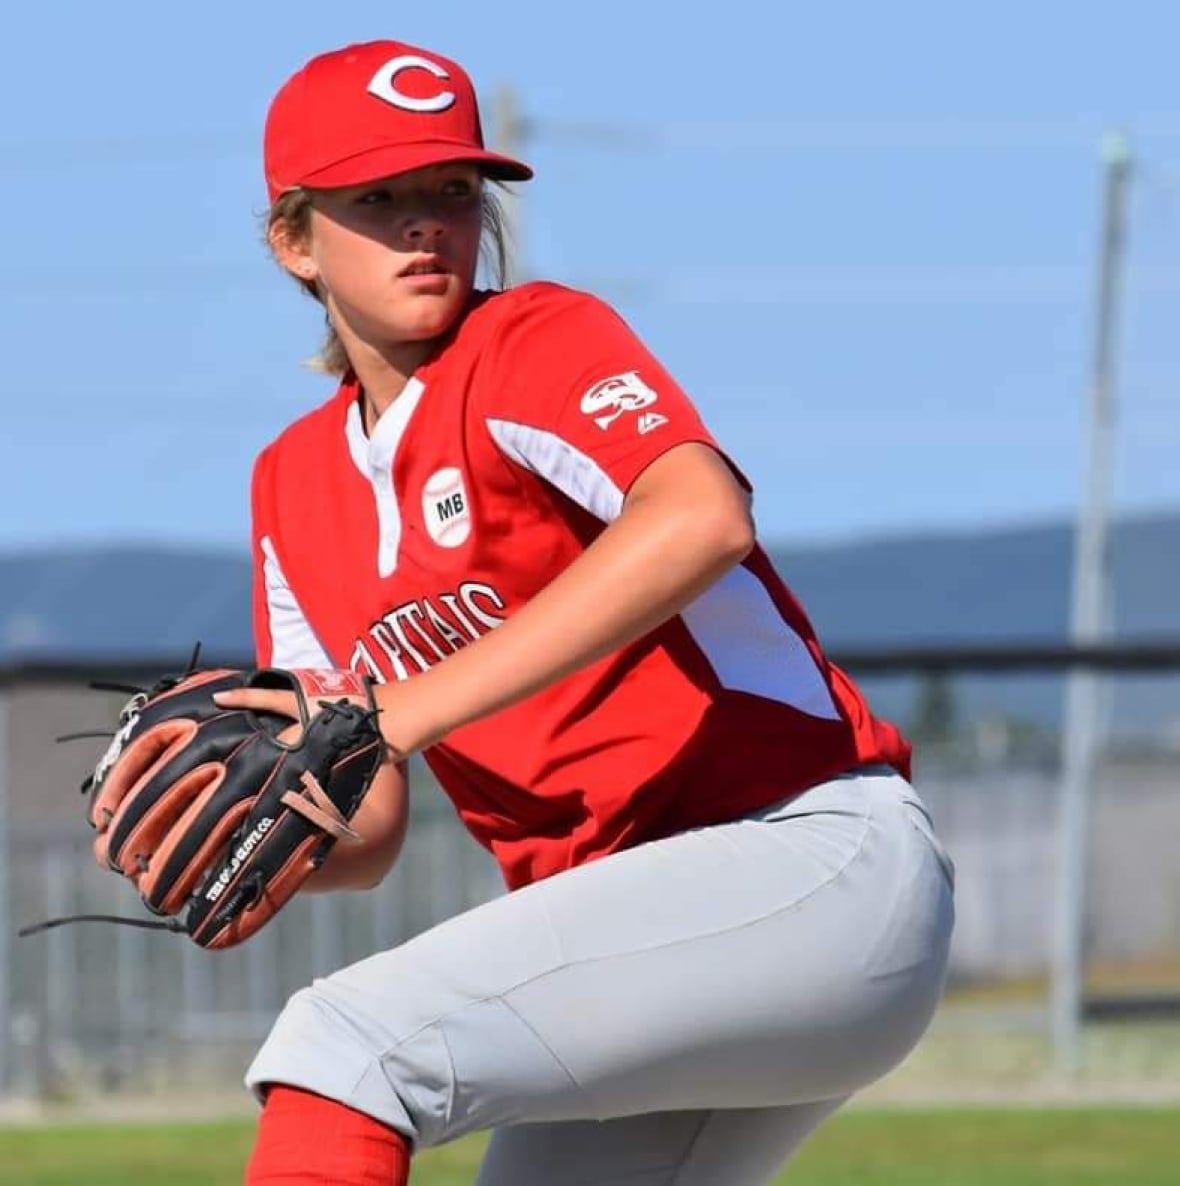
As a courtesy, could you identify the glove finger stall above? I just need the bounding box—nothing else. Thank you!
[141,792,256,915]
[91,670,283,829]
[89,669,256,827]
[100,711,260,866]
[138,729,293,914]
[90,717,201,835]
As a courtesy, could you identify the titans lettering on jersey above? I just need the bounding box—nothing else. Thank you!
[350,582,506,682]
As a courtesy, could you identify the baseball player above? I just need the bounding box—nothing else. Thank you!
[215,37,956,1186]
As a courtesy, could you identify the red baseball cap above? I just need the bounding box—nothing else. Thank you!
[264,40,533,201]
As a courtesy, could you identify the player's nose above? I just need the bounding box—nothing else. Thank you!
[399,200,449,246]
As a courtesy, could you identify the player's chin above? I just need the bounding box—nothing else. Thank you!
[392,292,468,341]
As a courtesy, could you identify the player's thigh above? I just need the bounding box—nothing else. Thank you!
[475,1098,848,1186]
[498,772,952,1117]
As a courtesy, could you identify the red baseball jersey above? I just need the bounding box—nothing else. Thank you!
[252,282,911,888]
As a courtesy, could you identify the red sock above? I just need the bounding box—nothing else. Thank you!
[245,1084,411,1185]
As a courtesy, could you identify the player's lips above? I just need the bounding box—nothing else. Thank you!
[398,255,450,278]
[396,255,452,295]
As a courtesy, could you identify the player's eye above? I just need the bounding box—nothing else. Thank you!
[355,188,393,206]
[350,176,478,210]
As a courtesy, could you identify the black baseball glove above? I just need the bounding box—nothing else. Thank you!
[25,664,386,950]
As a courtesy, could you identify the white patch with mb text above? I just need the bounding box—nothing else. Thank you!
[422,467,472,547]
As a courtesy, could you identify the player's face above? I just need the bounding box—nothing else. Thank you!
[304,163,484,347]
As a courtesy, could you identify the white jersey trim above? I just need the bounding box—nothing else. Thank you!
[680,565,841,718]
[486,418,624,522]
[260,535,333,668]
[345,377,427,577]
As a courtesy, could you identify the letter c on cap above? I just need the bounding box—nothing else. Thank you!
[367,55,456,113]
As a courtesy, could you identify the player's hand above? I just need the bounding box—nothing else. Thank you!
[213,685,301,720]
[214,675,381,750]
[212,686,302,742]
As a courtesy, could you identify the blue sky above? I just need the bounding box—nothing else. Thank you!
[2,1,1178,552]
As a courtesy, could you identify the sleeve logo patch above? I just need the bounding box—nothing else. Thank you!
[580,371,665,432]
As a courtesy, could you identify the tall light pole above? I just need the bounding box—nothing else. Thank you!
[1051,131,1133,1074]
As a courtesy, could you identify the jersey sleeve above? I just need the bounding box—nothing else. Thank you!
[250,444,333,670]
[479,286,746,521]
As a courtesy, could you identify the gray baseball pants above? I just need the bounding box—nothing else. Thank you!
[246,767,955,1184]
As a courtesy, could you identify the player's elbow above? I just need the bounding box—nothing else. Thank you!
[309,819,407,892]
[712,498,757,565]
[688,487,756,572]
[348,820,409,889]
[343,845,403,891]
[629,443,757,570]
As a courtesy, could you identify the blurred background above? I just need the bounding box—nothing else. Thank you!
[1,0,1179,1136]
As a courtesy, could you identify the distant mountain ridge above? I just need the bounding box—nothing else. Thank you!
[2,512,1177,665]
[0,546,254,663]
[776,511,1180,647]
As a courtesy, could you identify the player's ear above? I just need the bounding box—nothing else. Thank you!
[268,212,319,285]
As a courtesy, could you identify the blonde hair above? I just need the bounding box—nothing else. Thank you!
[264,184,512,376]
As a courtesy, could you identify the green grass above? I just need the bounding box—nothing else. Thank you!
[0,1107,1177,1184]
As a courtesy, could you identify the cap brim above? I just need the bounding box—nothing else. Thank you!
[295,141,533,192]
